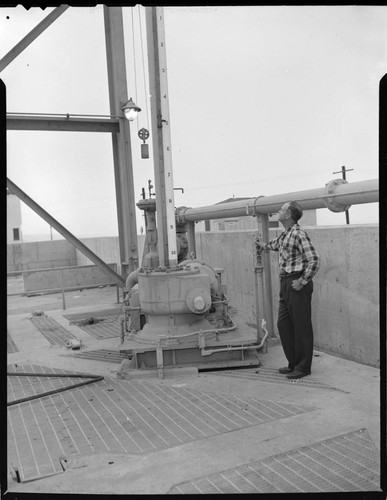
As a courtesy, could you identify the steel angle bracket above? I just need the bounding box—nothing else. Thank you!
[324,178,352,213]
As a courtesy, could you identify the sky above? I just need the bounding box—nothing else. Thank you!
[1,5,384,239]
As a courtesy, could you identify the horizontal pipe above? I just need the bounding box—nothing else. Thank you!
[7,115,120,133]
[201,320,269,356]
[176,179,378,222]
[7,178,125,287]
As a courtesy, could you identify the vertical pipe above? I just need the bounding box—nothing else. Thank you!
[60,269,66,310]
[261,214,275,337]
[255,216,265,340]
[187,221,196,258]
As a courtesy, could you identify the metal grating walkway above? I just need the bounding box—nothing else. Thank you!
[64,349,127,363]
[210,366,349,393]
[168,428,381,494]
[72,315,121,339]
[29,314,78,346]
[7,364,100,406]
[7,331,18,353]
[7,364,315,482]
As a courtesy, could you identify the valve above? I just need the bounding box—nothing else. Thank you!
[253,235,264,269]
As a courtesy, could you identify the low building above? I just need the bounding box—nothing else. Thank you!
[7,190,23,244]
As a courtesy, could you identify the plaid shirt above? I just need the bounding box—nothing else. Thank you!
[266,223,320,285]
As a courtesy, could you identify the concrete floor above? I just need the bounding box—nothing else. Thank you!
[6,283,383,495]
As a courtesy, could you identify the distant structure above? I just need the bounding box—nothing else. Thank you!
[7,189,23,244]
[195,197,317,232]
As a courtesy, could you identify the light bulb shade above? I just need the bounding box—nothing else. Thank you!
[121,98,141,121]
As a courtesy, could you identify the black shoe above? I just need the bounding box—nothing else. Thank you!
[278,367,294,374]
[286,370,310,380]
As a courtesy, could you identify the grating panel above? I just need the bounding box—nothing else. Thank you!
[63,308,122,322]
[210,366,349,393]
[73,315,121,339]
[7,331,18,353]
[8,367,315,482]
[30,314,78,346]
[64,349,127,363]
[7,364,103,482]
[167,429,381,494]
[7,364,100,406]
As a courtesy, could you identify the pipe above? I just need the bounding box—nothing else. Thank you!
[200,319,269,356]
[175,178,378,222]
[125,268,140,291]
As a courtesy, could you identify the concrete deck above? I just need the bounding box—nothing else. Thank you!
[6,285,383,495]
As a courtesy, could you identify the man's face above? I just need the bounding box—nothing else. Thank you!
[278,203,290,223]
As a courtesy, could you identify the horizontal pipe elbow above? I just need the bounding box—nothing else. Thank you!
[125,268,140,292]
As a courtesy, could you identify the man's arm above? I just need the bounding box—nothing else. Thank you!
[256,238,279,251]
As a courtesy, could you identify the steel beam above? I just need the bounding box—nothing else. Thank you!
[7,115,119,133]
[176,179,379,222]
[7,177,125,287]
[0,5,70,72]
[103,6,139,278]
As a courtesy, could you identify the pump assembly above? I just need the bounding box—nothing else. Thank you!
[118,190,268,379]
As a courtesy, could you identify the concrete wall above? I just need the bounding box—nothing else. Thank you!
[7,226,379,367]
[195,225,379,368]
[75,236,147,273]
[75,237,121,271]
[23,264,119,294]
[7,240,77,272]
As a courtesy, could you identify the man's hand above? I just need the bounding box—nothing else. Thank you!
[291,279,304,291]
[256,240,266,250]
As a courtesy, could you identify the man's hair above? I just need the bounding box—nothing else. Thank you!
[287,201,303,222]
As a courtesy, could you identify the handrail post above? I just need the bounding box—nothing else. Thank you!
[60,269,66,310]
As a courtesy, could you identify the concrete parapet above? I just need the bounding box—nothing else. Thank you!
[195,224,379,368]
[23,263,119,294]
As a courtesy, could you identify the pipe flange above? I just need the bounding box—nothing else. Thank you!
[175,206,190,224]
[324,179,352,213]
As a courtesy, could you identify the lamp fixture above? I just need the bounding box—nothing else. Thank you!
[121,98,141,121]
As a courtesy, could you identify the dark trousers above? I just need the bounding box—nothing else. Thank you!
[277,274,314,374]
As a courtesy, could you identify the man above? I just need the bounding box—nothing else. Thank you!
[256,201,320,379]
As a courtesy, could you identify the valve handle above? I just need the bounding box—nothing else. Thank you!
[138,128,150,143]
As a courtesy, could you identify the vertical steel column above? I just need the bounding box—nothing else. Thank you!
[261,214,275,337]
[104,6,138,278]
[145,7,167,266]
[145,7,178,267]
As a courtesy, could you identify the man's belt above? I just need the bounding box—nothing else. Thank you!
[279,270,303,279]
